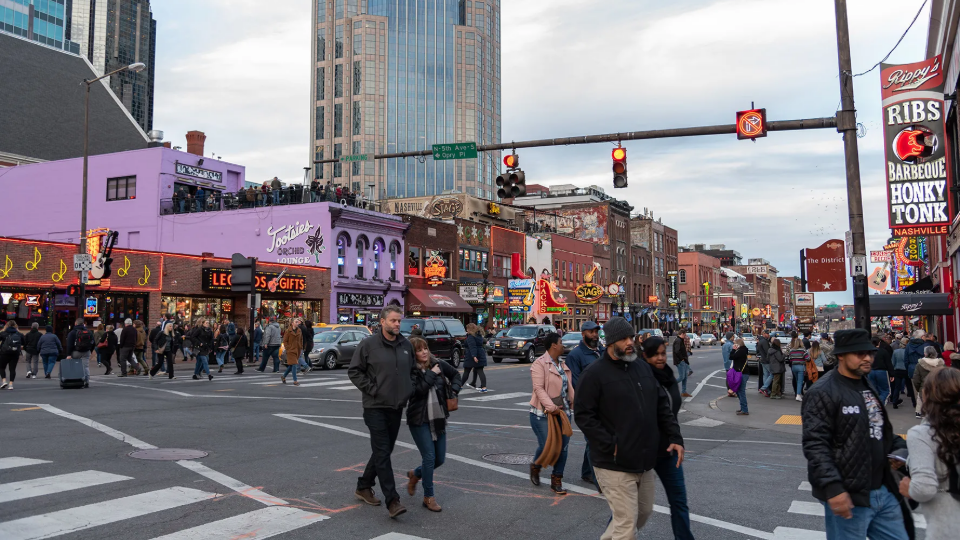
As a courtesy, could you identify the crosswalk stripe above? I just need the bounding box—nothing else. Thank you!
[328,385,360,390]
[798,481,811,491]
[0,471,132,504]
[788,501,927,529]
[146,506,327,539]
[772,526,825,539]
[0,486,216,540]
[462,391,529,402]
[370,534,433,540]
[682,417,725,428]
[0,457,51,471]
[295,380,354,388]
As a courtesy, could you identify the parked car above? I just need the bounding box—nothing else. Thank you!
[700,333,718,345]
[637,328,664,338]
[687,333,701,348]
[490,324,558,363]
[561,331,582,356]
[485,328,507,356]
[308,329,366,370]
[399,317,467,367]
[313,323,372,336]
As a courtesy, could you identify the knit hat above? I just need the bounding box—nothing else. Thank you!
[602,317,635,346]
[44,325,53,333]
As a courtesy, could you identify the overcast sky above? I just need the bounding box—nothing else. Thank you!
[151,0,933,307]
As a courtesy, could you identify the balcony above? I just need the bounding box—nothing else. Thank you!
[160,186,383,216]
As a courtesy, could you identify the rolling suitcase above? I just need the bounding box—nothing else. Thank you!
[59,354,86,389]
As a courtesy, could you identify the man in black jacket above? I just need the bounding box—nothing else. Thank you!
[348,305,415,519]
[575,317,684,540]
[298,320,314,373]
[672,330,691,397]
[757,330,772,396]
[801,329,909,540]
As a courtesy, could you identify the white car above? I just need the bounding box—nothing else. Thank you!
[700,333,718,345]
[686,333,701,348]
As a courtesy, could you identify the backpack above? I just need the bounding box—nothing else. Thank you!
[74,327,94,352]
[0,332,23,354]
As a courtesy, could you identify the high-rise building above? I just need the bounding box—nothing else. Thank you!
[310,0,501,201]
[69,0,156,132]
[0,0,80,53]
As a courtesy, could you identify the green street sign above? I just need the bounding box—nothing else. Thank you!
[432,142,478,160]
[339,154,372,163]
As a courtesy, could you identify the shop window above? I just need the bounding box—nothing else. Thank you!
[107,176,136,201]
[408,246,421,276]
[337,238,346,276]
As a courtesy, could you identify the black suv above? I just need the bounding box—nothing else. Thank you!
[400,317,468,368]
[490,324,558,364]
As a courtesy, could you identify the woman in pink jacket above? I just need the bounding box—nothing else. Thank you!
[528,333,574,495]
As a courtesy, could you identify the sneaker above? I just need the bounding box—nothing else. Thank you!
[0,381,6,389]
[463,383,475,389]
[192,375,199,380]
[281,376,287,384]
[916,412,922,419]
[208,374,213,381]
[796,395,803,402]
[354,488,381,506]
[5,382,11,390]
[479,388,489,393]
[26,371,32,379]
[45,374,51,379]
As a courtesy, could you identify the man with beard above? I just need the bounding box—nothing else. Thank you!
[564,320,603,489]
[348,305,416,519]
[575,317,684,540]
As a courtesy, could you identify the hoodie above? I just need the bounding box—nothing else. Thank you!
[904,338,927,377]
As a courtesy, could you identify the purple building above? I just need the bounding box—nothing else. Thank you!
[0,145,406,323]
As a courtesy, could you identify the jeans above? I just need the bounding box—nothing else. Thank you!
[791,364,806,395]
[71,350,91,381]
[654,453,694,540]
[259,346,281,372]
[96,348,103,365]
[193,354,210,376]
[409,423,447,497]
[676,362,690,394]
[867,370,891,404]
[761,363,773,391]
[736,373,749,413]
[25,353,40,375]
[282,363,299,381]
[215,349,226,366]
[298,351,310,371]
[358,407,404,503]
[530,412,569,476]
[183,346,193,360]
[891,369,915,405]
[253,340,261,362]
[272,190,280,205]
[821,485,907,540]
[41,353,58,376]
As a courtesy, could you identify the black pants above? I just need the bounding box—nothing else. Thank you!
[234,351,244,373]
[892,369,915,404]
[463,366,486,387]
[150,351,175,379]
[0,352,20,382]
[358,407,403,503]
[101,348,114,372]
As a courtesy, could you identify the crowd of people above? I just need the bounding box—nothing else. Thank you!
[170,178,372,214]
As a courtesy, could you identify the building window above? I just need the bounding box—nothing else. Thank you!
[373,242,382,279]
[107,176,136,201]
[314,146,324,179]
[408,246,421,276]
[334,143,342,177]
[334,63,343,97]
[356,240,365,278]
[334,103,343,137]
[335,24,343,57]
[679,269,686,283]
[315,106,324,139]
[353,101,361,136]
[316,28,326,59]
[389,243,398,281]
[458,248,486,272]
[337,238,346,276]
[316,67,325,100]
[353,61,362,95]
[353,31,361,56]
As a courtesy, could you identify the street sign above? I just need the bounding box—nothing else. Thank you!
[73,254,92,272]
[850,255,866,277]
[795,293,814,306]
[338,154,373,163]
[736,108,767,139]
[432,142,478,161]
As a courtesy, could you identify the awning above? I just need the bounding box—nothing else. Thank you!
[868,293,952,316]
[406,289,474,313]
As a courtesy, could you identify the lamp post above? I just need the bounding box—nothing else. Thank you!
[482,266,491,331]
[78,62,146,302]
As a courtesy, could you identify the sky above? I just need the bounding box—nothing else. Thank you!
[150,0,935,307]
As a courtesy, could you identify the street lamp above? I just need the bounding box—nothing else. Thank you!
[78,62,146,299]
[481,265,490,331]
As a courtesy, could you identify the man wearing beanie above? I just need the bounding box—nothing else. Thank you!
[575,317,684,540]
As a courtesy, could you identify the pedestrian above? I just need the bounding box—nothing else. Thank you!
[564,320,602,489]
[281,320,303,385]
[94,323,106,367]
[801,328,910,540]
[149,323,177,379]
[641,336,694,540]
[190,320,214,381]
[757,330,772,396]
[0,321,24,390]
[940,341,958,368]
[462,323,488,391]
[820,333,837,372]
[37,325,62,379]
[181,323,195,363]
[252,321,263,366]
[21,322,42,379]
[888,332,902,351]
[731,338,749,415]
[721,331,734,371]
[258,316,283,372]
[405,336,462,512]
[96,324,118,375]
[116,319,138,376]
[527,333,574,495]
[788,337,810,401]
[298,319,314,374]
[271,176,282,205]
[891,336,912,409]
[867,337,893,405]
[134,320,149,375]
[576,317,684,540]
[348,305,415,518]
[230,327,248,375]
[925,333,943,354]
[903,330,927,408]
[899,367,960,540]
[913,346,944,419]
[65,318,93,387]
[768,338,786,399]
[673,329,692,398]
[214,323,229,373]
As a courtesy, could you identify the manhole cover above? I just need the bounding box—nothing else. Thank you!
[482,453,534,465]
[129,449,208,461]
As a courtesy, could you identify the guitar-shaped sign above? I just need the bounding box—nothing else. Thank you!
[867,261,890,292]
[267,268,287,293]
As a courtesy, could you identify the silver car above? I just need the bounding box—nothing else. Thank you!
[686,333,701,348]
[308,330,366,370]
[561,332,582,356]
[700,333,718,345]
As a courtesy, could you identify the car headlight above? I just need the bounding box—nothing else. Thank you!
[516,341,526,347]
[493,341,500,346]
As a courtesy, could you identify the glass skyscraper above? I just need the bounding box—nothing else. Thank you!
[310,0,501,200]
[0,0,80,53]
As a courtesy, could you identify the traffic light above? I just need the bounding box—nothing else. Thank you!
[612,147,628,188]
[736,108,767,140]
[67,284,80,296]
[503,154,518,169]
[231,253,257,293]
[509,169,526,197]
[819,306,823,313]
[497,153,524,199]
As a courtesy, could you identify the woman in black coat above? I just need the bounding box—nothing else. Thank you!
[462,323,488,391]
[97,325,119,375]
[730,338,750,415]
[230,328,248,375]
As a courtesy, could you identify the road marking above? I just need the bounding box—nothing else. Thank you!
[685,369,722,402]
[6,403,158,450]
[0,470,132,503]
[370,534,434,540]
[772,527,826,540]
[0,457,51,470]
[277,414,778,539]
[146,505,327,539]
[787,501,928,529]
[682,417,725,428]
[213,389,234,392]
[0,486,216,540]
[775,415,803,426]
[294,380,356,388]
[462,391,530,402]
[703,383,727,389]
[176,460,289,506]
[10,407,41,411]
[685,437,801,446]
[798,481,811,491]
[328,385,361,390]
[515,402,531,406]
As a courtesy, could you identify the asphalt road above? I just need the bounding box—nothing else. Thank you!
[0,344,928,540]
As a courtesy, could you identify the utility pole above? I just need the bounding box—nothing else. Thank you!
[833,0,870,331]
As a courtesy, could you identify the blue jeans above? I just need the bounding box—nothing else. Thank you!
[253,340,261,362]
[215,349,226,366]
[298,351,310,371]
[409,423,447,497]
[581,439,596,482]
[272,191,280,205]
[41,354,58,376]
[282,363,298,382]
[530,412,569,476]
[867,370,891,405]
[791,364,806,395]
[761,363,772,391]
[193,354,210,376]
[821,485,907,540]
[95,349,103,365]
[723,357,731,371]
[259,346,281,371]
[654,453,694,540]
[676,362,690,394]
[736,373,749,413]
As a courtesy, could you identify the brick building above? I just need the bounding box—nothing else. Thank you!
[401,215,472,320]
[678,251,724,333]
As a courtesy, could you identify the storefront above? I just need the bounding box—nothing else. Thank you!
[335,291,394,325]
[405,288,473,318]
[458,282,506,327]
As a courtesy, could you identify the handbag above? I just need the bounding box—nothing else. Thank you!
[445,378,458,412]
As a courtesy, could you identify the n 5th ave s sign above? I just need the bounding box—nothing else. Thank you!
[432,142,478,160]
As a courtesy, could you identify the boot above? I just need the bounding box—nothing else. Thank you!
[406,470,420,496]
[550,474,567,495]
[422,496,441,512]
[529,464,542,486]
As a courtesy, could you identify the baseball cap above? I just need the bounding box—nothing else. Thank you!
[581,321,600,331]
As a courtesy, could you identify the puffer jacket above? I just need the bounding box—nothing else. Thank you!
[406,355,462,427]
[768,347,786,374]
[37,332,62,356]
[801,369,907,508]
[348,332,416,409]
[904,338,927,377]
[913,356,944,392]
[23,328,42,355]
[464,333,487,368]
[262,322,282,347]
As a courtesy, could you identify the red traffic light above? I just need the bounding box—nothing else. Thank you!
[503,154,519,168]
[612,147,628,188]
[736,108,767,140]
[612,147,626,161]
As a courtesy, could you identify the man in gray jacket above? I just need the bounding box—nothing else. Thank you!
[349,305,415,518]
[256,317,282,372]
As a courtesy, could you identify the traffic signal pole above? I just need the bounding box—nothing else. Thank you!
[833,0,871,332]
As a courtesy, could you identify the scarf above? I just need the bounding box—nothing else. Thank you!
[424,365,446,441]
[651,364,677,388]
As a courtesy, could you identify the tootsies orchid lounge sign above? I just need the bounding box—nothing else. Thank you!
[881,55,953,237]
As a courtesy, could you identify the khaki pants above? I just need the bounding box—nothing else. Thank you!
[594,466,656,540]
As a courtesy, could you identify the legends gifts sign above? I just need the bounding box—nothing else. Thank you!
[881,56,953,237]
